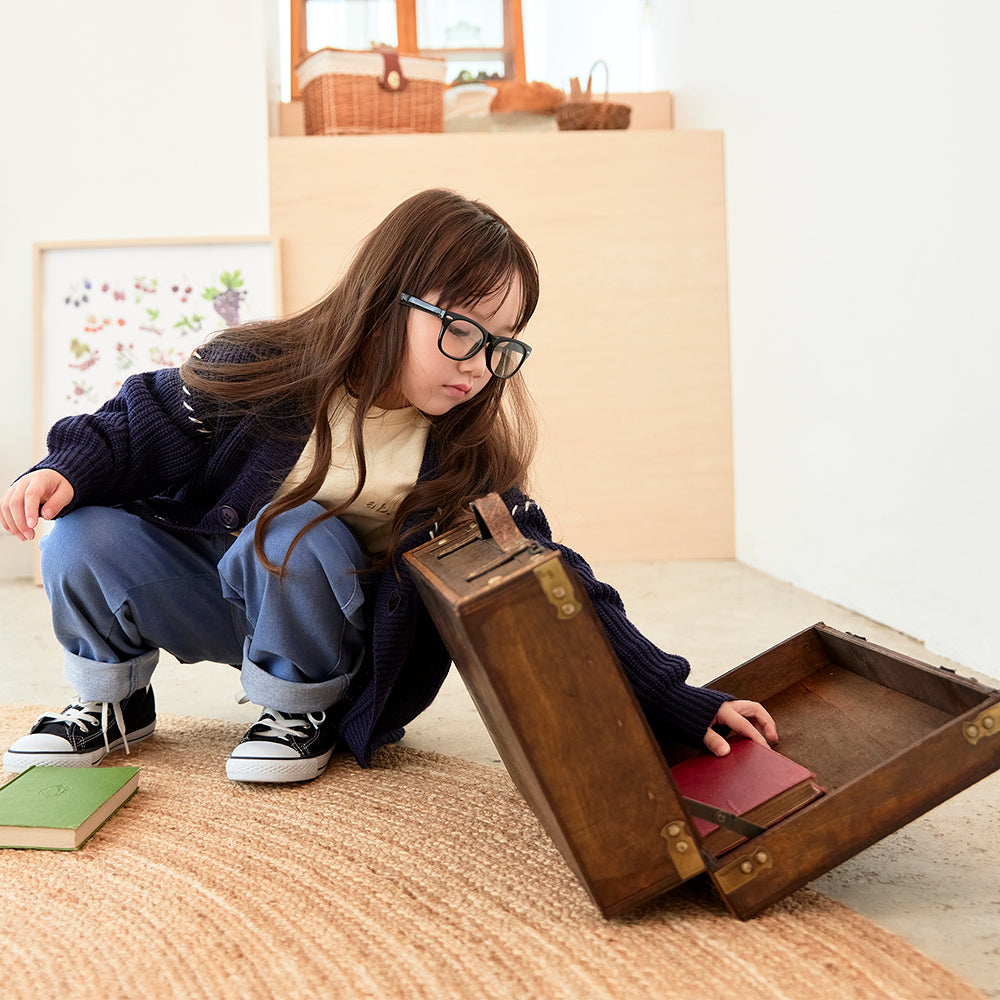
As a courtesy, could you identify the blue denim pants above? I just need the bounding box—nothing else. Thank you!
[39,502,368,713]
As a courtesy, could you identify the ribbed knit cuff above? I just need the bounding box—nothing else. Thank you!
[654,682,733,747]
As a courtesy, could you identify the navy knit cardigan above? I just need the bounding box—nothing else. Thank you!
[30,363,732,766]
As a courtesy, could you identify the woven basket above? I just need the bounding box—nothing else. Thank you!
[297,47,446,135]
[555,60,631,131]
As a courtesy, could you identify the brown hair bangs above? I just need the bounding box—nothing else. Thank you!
[182,189,540,575]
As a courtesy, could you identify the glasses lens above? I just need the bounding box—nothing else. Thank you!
[440,317,486,360]
[488,342,528,378]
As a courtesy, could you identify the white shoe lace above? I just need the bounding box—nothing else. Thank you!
[251,708,327,739]
[36,699,133,755]
[234,691,326,738]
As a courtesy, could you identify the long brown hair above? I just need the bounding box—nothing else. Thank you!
[182,188,540,573]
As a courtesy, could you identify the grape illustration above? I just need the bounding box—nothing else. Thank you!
[203,270,247,328]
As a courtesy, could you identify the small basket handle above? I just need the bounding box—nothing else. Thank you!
[584,60,610,102]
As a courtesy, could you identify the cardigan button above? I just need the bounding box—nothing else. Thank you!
[219,506,241,530]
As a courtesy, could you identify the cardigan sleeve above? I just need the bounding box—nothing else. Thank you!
[504,490,733,749]
[29,365,215,513]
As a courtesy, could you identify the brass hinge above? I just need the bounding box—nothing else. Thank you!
[660,820,705,879]
[713,847,775,895]
[534,561,582,620]
[963,703,1000,746]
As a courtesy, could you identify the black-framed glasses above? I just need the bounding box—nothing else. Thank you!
[400,293,532,379]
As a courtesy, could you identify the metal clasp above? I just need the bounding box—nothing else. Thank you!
[713,847,775,894]
[660,820,705,879]
[963,703,1000,745]
[533,561,582,619]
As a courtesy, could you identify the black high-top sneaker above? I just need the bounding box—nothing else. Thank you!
[2,686,157,772]
[226,707,338,783]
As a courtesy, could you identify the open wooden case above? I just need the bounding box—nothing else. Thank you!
[404,495,1000,919]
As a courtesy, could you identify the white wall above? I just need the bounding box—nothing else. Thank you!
[0,0,274,578]
[659,0,999,677]
[2,0,996,680]
[523,0,666,93]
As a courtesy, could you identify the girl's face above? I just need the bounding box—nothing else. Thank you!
[388,275,524,415]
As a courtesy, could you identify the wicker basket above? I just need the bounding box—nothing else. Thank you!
[555,61,631,131]
[297,47,446,135]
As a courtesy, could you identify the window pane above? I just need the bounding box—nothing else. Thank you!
[447,59,505,84]
[416,1,504,50]
[305,0,398,52]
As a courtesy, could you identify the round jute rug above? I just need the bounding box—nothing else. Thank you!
[0,706,984,1000]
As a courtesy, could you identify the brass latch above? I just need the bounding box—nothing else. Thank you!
[963,703,1000,746]
[713,847,775,895]
[534,561,582,620]
[660,820,705,880]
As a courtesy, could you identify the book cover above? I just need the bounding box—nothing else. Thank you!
[670,738,824,856]
[0,765,139,851]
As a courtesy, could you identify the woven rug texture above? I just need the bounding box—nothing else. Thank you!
[0,706,984,1000]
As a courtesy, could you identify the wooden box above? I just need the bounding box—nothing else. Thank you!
[404,495,1000,919]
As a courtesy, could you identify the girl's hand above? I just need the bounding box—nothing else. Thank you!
[0,470,74,541]
[703,699,779,757]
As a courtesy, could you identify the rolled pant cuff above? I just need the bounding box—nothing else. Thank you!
[239,657,351,714]
[63,649,159,703]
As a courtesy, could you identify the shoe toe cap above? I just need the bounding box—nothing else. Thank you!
[6,733,76,753]
[229,740,300,760]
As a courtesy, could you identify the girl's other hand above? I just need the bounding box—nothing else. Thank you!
[703,699,779,757]
[0,470,74,541]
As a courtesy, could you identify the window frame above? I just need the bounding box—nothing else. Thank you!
[290,0,525,99]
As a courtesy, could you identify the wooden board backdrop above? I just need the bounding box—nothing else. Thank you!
[268,130,733,561]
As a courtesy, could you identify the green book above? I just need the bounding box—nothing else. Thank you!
[0,765,140,850]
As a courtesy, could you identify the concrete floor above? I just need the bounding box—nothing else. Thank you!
[1,564,997,998]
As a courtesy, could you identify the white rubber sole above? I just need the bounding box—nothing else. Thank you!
[1,723,157,773]
[225,748,334,783]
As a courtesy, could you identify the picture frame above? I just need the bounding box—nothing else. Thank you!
[33,236,282,454]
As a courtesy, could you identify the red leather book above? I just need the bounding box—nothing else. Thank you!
[670,738,825,856]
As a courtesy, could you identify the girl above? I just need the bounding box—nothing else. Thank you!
[1,189,776,783]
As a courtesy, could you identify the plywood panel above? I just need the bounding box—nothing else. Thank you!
[268,131,733,560]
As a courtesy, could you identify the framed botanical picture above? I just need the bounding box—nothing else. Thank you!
[33,236,281,449]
